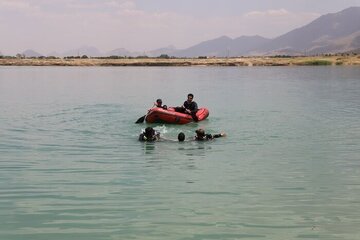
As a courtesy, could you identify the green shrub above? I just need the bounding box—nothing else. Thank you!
[158,54,170,59]
[300,60,332,65]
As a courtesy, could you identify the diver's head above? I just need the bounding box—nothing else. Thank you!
[195,128,205,137]
[178,132,185,142]
[144,127,155,138]
[156,99,162,106]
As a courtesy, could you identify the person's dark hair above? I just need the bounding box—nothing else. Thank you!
[145,127,154,137]
[156,99,162,103]
[178,132,185,142]
[187,93,194,98]
[195,128,205,137]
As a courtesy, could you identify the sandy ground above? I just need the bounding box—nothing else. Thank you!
[0,55,359,66]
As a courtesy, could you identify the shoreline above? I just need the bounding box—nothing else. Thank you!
[0,55,359,66]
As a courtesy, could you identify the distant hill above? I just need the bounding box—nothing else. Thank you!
[6,7,359,58]
[174,35,270,57]
[22,49,43,57]
[173,6,360,57]
[174,36,233,57]
[63,46,103,57]
[254,6,360,55]
[47,51,62,57]
[146,45,177,57]
[106,48,134,57]
[230,36,271,56]
[103,45,178,58]
[345,47,360,54]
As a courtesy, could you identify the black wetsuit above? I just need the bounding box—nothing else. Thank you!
[195,133,223,141]
[138,131,160,142]
[155,104,167,110]
[175,101,199,121]
[183,101,198,113]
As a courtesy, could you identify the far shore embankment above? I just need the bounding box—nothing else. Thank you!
[0,55,359,67]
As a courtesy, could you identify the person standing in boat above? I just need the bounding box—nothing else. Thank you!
[175,93,198,121]
[153,99,167,109]
[139,127,161,142]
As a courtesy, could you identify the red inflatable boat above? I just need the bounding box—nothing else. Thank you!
[145,107,209,124]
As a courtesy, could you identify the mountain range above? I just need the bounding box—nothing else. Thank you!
[173,6,360,57]
[253,6,360,56]
[3,6,359,58]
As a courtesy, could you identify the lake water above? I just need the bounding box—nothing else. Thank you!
[0,66,359,240]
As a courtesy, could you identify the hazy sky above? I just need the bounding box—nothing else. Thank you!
[1,0,359,55]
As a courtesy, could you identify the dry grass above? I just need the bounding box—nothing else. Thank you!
[0,55,359,67]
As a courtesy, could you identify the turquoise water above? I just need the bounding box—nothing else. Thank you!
[0,66,359,240]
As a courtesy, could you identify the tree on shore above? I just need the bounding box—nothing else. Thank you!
[16,53,25,59]
[158,54,170,59]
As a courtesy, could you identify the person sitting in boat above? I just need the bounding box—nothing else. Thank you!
[194,128,226,141]
[153,99,167,110]
[139,127,161,142]
[175,93,198,121]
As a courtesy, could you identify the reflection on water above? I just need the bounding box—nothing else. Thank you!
[0,66,359,240]
[143,142,156,154]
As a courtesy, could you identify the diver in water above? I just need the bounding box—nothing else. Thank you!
[139,128,222,143]
[177,132,185,142]
[139,128,186,142]
[194,128,226,141]
[138,127,161,142]
[175,129,226,142]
